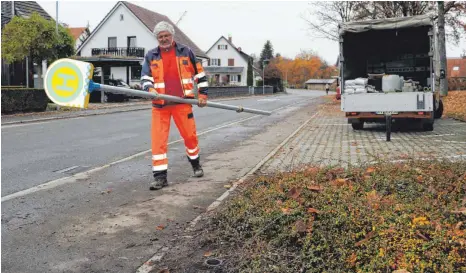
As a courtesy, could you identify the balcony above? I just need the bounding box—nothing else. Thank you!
[91,47,145,58]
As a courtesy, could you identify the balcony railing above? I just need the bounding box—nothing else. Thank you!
[91,47,145,58]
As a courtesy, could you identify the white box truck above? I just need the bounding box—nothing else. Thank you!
[338,14,444,141]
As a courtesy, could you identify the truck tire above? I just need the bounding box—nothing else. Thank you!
[352,122,364,130]
[423,122,434,131]
[434,100,443,119]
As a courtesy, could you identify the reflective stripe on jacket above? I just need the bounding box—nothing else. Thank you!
[140,42,208,108]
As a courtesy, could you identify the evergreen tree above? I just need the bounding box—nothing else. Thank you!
[259,40,274,69]
[247,57,253,86]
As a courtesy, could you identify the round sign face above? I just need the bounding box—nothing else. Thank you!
[44,58,93,108]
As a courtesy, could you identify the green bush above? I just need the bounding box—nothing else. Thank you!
[1,88,49,114]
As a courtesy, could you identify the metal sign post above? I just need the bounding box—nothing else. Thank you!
[43,58,272,116]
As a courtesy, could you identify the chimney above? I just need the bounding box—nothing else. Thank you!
[228,34,232,43]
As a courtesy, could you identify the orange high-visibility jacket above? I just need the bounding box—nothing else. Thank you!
[140,42,208,108]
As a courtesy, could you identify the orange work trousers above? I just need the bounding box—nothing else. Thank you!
[151,104,200,172]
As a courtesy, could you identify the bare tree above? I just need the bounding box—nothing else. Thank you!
[438,1,448,96]
[301,1,359,41]
[303,1,465,45]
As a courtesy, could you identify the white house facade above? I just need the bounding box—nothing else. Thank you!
[204,36,252,86]
[76,1,208,87]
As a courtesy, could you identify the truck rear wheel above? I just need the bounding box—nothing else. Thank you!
[352,122,364,130]
[423,122,434,131]
[434,100,443,119]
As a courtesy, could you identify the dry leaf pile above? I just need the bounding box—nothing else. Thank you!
[204,160,466,272]
[443,91,466,122]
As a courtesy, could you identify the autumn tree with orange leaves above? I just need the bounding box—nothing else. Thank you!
[265,50,338,88]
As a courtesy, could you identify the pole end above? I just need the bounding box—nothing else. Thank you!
[88,80,101,93]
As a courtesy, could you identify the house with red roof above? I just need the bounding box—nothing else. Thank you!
[447,57,466,91]
[76,1,208,86]
[68,26,90,50]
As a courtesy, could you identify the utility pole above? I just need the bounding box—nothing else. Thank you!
[56,1,58,34]
[438,1,448,96]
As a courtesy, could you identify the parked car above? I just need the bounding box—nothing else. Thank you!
[89,78,130,102]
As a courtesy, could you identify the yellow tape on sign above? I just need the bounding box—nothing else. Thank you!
[44,58,94,109]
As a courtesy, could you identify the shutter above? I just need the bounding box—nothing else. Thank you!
[219,59,221,66]
[208,59,210,66]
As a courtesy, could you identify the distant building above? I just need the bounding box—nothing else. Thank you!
[304,79,337,90]
[447,57,466,91]
[76,1,208,86]
[68,26,91,51]
[204,35,259,86]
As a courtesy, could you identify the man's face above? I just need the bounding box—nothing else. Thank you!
[157,31,173,49]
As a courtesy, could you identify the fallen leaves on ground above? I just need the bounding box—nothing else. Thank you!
[156,225,165,231]
[205,160,466,272]
[443,90,466,121]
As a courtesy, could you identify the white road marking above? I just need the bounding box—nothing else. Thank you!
[433,140,466,144]
[1,97,317,203]
[258,98,278,102]
[53,165,80,173]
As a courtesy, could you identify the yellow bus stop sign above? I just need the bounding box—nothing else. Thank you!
[44,58,94,109]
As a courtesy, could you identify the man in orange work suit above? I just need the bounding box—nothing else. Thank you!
[141,21,209,190]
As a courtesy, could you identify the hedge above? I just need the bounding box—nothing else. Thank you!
[1,88,49,114]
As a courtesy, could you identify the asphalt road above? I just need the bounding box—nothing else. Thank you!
[1,90,323,197]
[1,89,326,273]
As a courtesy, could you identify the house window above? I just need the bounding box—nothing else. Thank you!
[131,66,141,80]
[228,59,234,66]
[210,59,221,66]
[230,75,241,82]
[218,45,228,50]
[127,36,136,47]
[108,37,117,48]
[120,14,124,21]
[453,66,460,71]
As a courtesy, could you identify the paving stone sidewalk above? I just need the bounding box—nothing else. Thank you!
[261,99,466,173]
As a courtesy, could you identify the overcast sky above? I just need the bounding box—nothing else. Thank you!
[37,0,466,64]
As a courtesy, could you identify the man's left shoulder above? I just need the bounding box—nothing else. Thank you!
[176,43,194,54]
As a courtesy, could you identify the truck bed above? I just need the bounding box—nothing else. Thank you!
[341,92,434,112]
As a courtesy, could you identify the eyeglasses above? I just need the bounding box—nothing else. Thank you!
[157,34,172,40]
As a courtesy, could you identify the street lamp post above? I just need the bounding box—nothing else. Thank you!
[262,59,268,95]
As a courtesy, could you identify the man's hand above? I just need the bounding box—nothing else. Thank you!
[148,87,158,94]
[198,97,207,107]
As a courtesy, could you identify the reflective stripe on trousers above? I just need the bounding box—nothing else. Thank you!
[151,104,199,172]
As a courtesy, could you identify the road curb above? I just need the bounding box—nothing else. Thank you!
[135,101,319,273]
[185,111,320,231]
[1,94,282,126]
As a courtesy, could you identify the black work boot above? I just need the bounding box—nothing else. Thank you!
[150,170,168,190]
[188,156,204,177]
